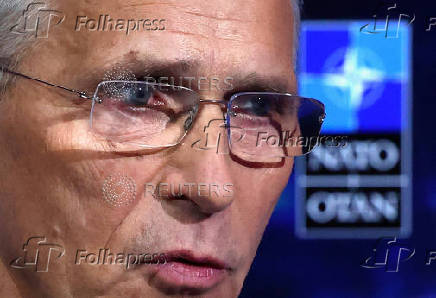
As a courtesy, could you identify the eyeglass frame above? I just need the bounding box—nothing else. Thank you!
[0,66,326,153]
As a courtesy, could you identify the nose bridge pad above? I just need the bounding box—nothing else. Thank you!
[184,113,194,131]
[183,105,199,131]
[225,112,231,147]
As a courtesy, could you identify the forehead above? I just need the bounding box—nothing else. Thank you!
[23,0,295,88]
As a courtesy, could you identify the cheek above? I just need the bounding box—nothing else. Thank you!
[46,116,100,152]
[235,159,294,243]
[0,89,168,246]
[241,160,294,208]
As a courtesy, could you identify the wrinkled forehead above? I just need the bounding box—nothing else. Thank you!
[19,0,296,91]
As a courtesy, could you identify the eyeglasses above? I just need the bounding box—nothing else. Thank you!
[1,67,326,162]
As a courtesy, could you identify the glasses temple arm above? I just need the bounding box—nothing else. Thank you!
[0,67,93,100]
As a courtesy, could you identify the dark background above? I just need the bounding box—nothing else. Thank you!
[240,0,436,297]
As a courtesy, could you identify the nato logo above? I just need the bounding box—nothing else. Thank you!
[298,21,410,134]
[293,20,412,239]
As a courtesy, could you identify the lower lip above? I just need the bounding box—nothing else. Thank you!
[152,261,226,290]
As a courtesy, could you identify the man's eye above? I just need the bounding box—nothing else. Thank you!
[124,87,172,110]
[242,97,273,116]
[125,87,153,107]
[98,82,186,115]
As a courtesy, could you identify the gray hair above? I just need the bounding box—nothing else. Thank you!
[0,1,40,67]
[0,0,302,85]
[0,0,43,92]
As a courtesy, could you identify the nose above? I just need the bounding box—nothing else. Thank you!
[163,103,235,214]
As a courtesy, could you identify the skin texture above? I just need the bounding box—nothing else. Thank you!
[0,0,296,297]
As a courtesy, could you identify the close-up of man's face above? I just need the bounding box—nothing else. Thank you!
[2,0,433,296]
[0,0,303,297]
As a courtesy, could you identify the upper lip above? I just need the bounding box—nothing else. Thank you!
[163,250,229,270]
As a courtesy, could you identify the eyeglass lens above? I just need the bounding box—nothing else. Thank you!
[89,81,325,160]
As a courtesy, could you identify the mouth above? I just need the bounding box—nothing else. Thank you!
[150,250,230,293]
[165,250,227,271]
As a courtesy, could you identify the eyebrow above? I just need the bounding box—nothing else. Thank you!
[223,72,292,99]
[77,55,199,90]
[78,54,293,97]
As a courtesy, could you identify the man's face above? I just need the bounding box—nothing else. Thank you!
[0,0,296,297]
